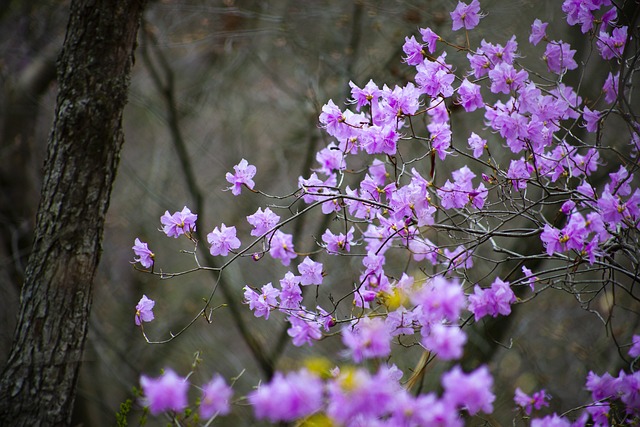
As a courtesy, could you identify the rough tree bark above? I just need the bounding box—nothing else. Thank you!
[0,0,146,425]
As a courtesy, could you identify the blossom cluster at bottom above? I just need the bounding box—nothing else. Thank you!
[139,363,495,426]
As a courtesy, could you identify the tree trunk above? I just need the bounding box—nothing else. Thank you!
[0,0,146,425]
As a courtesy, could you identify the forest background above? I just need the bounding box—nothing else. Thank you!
[0,0,638,425]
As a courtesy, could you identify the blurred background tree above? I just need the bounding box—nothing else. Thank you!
[0,0,637,426]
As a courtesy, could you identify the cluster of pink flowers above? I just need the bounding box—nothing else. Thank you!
[131,0,640,424]
[140,369,232,419]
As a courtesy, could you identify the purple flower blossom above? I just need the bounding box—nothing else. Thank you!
[488,63,528,94]
[268,230,296,266]
[531,414,571,427]
[386,307,416,337]
[246,207,280,238]
[132,238,154,269]
[409,237,439,265]
[419,27,440,53]
[278,272,302,311]
[443,245,474,270]
[522,266,537,291]
[429,121,452,160]
[468,278,516,321]
[135,295,155,326]
[481,37,519,66]
[342,317,392,362]
[603,71,619,104]
[562,0,602,33]
[514,387,550,415]
[630,335,640,358]
[316,306,336,331]
[412,276,466,324]
[540,224,564,256]
[140,369,188,415]
[586,370,620,401]
[415,53,454,97]
[327,365,404,423]
[597,26,627,60]
[349,79,381,112]
[442,365,495,415]
[422,323,467,360]
[207,223,241,257]
[225,158,256,196]
[468,132,487,157]
[457,79,484,112]
[319,99,347,138]
[467,51,492,78]
[322,227,355,254]
[544,41,578,74]
[450,0,483,31]
[507,158,531,191]
[200,375,232,418]
[582,106,601,133]
[249,370,323,422]
[529,19,548,45]
[402,35,424,66]
[161,206,197,238]
[243,283,280,319]
[287,310,323,346]
[315,142,345,175]
[298,256,324,286]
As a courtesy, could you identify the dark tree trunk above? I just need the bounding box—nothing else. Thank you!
[0,0,146,425]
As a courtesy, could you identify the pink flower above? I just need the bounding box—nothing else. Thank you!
[315,142,345,175]
[402,35,424,66]
[429,121,452,160]
[247,207,280,238]
[468,132,487,157]
[544,40,578,74]
[342,317,391,362]
[135,295,155,326]
[468,278,516,321]
[322,227,355,254]
[349,80,381,111]
[629,335,640,358]
[200,375,232,418]
[603,71,619,104]
[488,63,528,94]
[514,387,550,415]
[582,106,601,133]
[243,283,280,319]
[597,26,627,60]
[278,272,302,311]
[529,19,548,45]
[287,310,323,346]
[531,414,571,427]
[442,365,495,415]
[419,27,440,53]
[161,206,197,238]
[207,223,241,256]
[140,369,188,415]
[522,266,537,291]
[422,323,467,360]
[132,238,154,269]
[298,256,324,286]
[507,158,531,191]
[268,230,296,266]
[457,79,484,112]
[450,0,483,31]
[225,158,256,196]
[249,370,323,422]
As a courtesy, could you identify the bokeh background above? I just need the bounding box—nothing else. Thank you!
[1,0,638,425]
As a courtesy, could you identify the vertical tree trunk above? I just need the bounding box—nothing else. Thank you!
[0,0,146,425]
